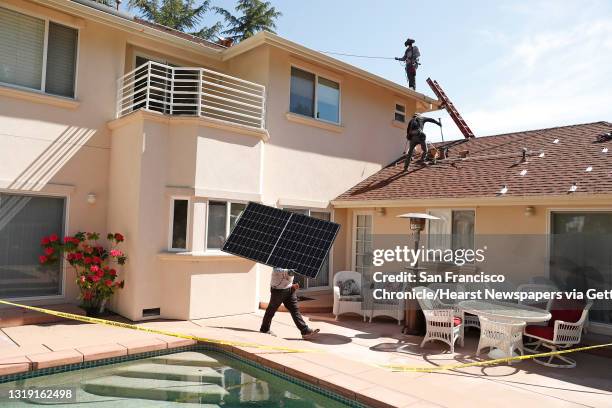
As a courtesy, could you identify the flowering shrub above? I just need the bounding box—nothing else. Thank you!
[40,232,126,313]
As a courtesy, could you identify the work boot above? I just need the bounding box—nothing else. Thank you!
[260,330,277,337]
[302,328,320,339]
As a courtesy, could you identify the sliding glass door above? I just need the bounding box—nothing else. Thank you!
[0,193,65,298]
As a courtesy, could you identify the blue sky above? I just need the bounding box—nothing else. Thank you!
[124,0,612,141]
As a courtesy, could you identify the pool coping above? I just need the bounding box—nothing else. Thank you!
[0,342,371,408]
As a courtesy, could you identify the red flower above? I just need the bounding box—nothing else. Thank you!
[115,280,125,288]
[110,249,123,257]
[44,247,55,256]
[41,237,50,245]
[91,275,101,283]
[114,233,124,242]
[39,255,48,264]
[109,269,117,277]
[92,256,102,264]
[96,269,104,278]
[90,265,100,273]
[74,253,83,260]
[104,279,113,287]
[49,234,58,242]
[84,257,92,265]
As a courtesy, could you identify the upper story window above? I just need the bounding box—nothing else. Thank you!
[0,7,78,98]
[394,103,406,122]
[206,201,246,250]
[290,67,340,124]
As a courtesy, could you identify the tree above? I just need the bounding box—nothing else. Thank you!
[215,0,281,43]
[94,0,117,7]
[128,0,222,40]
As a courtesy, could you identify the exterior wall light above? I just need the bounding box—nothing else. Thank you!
[87,193,97,205]
[375,207,386,216]
[524,206,535,217]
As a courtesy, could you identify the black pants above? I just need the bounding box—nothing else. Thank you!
[404,135,427,170]
[260,288,309,334]
[406,65,416,89]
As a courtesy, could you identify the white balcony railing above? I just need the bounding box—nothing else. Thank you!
[116,61,266,130]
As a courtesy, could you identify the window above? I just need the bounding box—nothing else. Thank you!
[169,198,189,250]
[427,209,475,252]
[0,193,65,298]
[353,213,373,275]
[284,208,333,289]
[394,103,406,122]
[0,7,78,98]
[206,201,247,250]
[290,67,340,124]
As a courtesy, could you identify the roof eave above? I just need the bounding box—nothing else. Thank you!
[35,0,224,60]
[223,32,441,111]
[331,193,612,208]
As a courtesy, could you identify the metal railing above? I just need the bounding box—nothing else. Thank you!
[116,61,266,130]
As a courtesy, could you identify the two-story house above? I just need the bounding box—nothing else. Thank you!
[0,0,439,321]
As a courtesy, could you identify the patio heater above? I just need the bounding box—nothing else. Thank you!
[397,213,440,335]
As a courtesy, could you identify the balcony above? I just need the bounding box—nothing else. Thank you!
[116,61,266,130]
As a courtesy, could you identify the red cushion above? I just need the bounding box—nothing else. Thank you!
[525,325,554,340]
[453,317,462,327]
[549,299,585,326]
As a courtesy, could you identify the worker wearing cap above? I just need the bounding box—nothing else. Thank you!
[260,267,320,339]
[395,38,420,90]
[404,113,441,171]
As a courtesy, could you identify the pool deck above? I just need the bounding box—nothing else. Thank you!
[1,311,611,408]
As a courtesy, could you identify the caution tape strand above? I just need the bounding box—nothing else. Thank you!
[0,299,315,353]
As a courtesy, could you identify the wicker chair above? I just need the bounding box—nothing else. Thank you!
[333,271,367,321]
[476,317,525,363]
[413,286,464,353]
[524,301,592,368]
[517,283,558,311]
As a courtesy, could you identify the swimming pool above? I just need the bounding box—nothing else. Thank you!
[0,347,365,407]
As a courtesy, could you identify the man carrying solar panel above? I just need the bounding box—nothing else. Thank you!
[260,267,320,339]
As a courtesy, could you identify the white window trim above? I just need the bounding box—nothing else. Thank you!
[281,206,334,291]
[289,64,342,125]
[0,190,69,302]
[425,208,476,254]
[0,4,80,100]
[351,210,373,273]
[205,199,248,252]
[168,196,191,252]
[394,101,407,123]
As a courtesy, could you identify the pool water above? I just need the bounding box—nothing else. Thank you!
[0,351,351,407]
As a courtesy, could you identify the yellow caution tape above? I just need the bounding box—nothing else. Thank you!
[0,299,315,353]
[381,341,612,372]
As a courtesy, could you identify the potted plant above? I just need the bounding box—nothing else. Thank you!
[39,232,126,316]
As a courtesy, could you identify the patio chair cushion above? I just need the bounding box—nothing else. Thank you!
[525,325,554,340]
[549,299,585,325]
[338,295,363,302]
[453,316,462,327]
[338,279,360,296]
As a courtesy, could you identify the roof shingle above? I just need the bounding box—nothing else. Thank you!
[336,122,612,202]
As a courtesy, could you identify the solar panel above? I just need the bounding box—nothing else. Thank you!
[222,202,340,278]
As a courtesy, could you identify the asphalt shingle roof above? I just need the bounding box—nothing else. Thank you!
[336,122,612,202]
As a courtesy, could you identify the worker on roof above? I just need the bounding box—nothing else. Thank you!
[404,113,441,171]
[395,38,420,90]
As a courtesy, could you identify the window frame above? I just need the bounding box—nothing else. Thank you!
[205,200,248,251]
[394,102,407,123]
[351,210,373,276]
[289,64,342,125]
[425,208,476,253]
[282,206,334,291]
[0,4,80,100]
[0,189,69,301]
[168,196,191,252]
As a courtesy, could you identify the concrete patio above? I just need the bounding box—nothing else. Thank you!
[1,310,611,408]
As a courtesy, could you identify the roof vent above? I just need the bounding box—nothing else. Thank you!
[603,147,609,153]
[498,185,508,195]
[568,182,578,193]
[586,166,593,172]
[520,169,528,176]
[553,138,559,144]
[539,152,546,158]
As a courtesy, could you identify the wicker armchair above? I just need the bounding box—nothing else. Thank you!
[413,286,464,353]
[524,301,592,368]
[476,317,525,363]
[333,271,366,321]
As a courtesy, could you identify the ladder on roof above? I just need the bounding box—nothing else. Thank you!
[426,78,475,139]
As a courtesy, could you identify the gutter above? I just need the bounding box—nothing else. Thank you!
[331,194,612,208]
[34,0,223,59]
